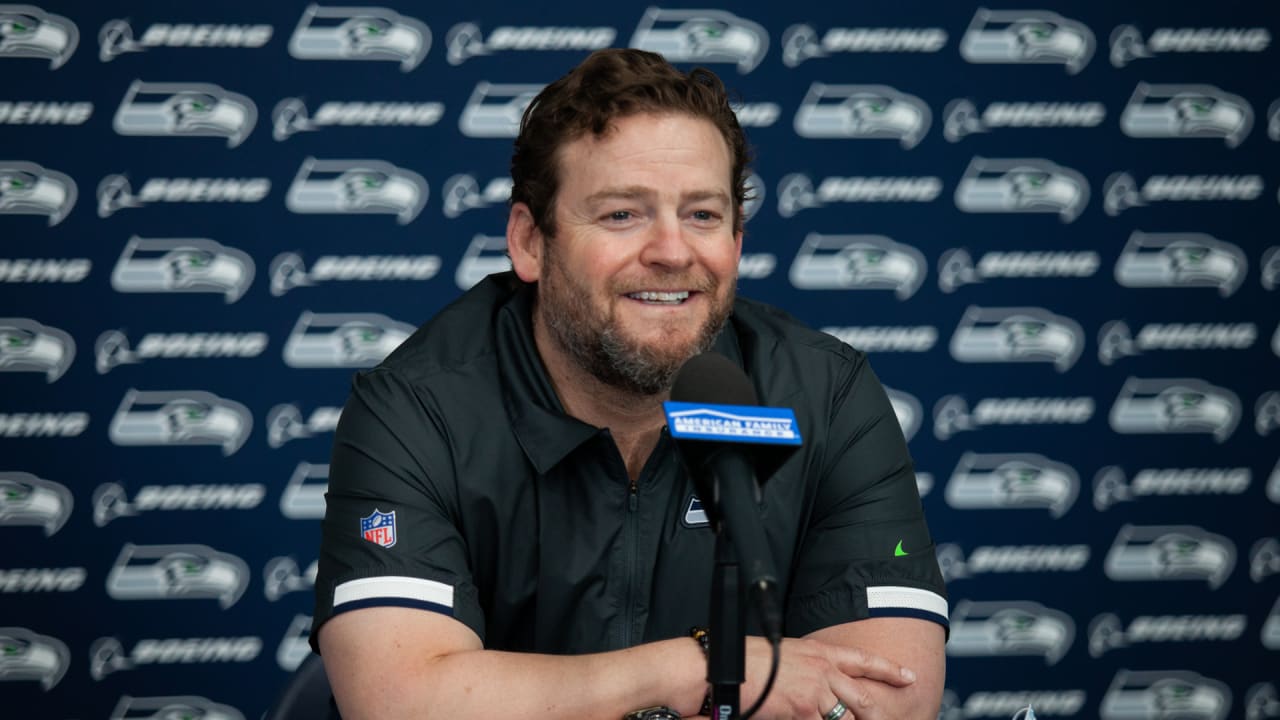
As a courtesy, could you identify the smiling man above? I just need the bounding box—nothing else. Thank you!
[533,116,736,392]
[313,49,947,720]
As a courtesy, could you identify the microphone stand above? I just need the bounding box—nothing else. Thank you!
[707,529,745,720]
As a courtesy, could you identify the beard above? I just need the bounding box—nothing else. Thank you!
[537,246,734,397]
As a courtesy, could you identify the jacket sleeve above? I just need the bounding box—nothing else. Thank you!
[784,349,949,638]
[311,367,486,651]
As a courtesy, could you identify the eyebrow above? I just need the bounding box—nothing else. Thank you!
[584,186,732,207]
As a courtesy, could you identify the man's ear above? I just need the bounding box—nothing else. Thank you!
[507,202,543,283]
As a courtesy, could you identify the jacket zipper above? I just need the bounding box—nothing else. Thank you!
[623,476,639,647]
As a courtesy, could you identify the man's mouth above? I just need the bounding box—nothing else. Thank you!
[626,290,691,305]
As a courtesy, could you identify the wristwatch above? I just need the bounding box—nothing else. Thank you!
[622,706,682,720]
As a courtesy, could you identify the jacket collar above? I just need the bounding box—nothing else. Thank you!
[496,280,599,475]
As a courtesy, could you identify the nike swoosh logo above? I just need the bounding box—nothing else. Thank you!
[894,540,909,557]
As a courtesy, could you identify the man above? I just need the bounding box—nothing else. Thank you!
[313,49,947,720]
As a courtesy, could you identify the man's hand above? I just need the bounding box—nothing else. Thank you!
[735,635,918,720]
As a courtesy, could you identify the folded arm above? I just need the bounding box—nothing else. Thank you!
[319,606,710,720]
[319,607,934,720]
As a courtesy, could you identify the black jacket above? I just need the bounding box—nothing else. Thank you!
[313,273,947,653]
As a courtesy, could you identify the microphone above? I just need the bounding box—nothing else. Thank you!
[665,352,802,643]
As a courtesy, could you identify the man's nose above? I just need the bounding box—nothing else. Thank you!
[638,215,694,269]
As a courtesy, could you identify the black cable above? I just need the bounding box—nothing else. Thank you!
[739,635,780,720]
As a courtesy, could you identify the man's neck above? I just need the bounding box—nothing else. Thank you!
[532,313,668,482]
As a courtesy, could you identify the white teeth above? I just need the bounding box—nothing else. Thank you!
[628,290,689,303]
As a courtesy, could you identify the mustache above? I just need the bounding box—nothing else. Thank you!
[612,274,718,294]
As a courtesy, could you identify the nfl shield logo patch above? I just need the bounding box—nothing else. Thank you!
[360,509,397,548]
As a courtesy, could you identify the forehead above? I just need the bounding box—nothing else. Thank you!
[555,112,733,195]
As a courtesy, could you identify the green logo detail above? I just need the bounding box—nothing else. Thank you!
[894,540,909,557]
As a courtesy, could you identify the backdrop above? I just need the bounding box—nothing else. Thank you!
[3,1,1278,718]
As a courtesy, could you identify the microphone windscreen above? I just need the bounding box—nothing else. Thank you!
[670,351,758,406]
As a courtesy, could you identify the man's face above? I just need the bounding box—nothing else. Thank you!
[535,112,742,395]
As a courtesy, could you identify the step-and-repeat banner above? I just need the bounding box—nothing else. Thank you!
[4,1,1278,718]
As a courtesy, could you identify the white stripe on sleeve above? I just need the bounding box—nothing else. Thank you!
[867,585,948,620]
[333,576,454,609]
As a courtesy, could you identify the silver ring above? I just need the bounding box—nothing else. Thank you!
[823,700,848,720]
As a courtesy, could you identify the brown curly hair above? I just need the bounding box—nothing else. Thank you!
[510,48,751,238]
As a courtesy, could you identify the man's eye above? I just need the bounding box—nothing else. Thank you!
[692,210,720,222]
[608,211,632,222]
